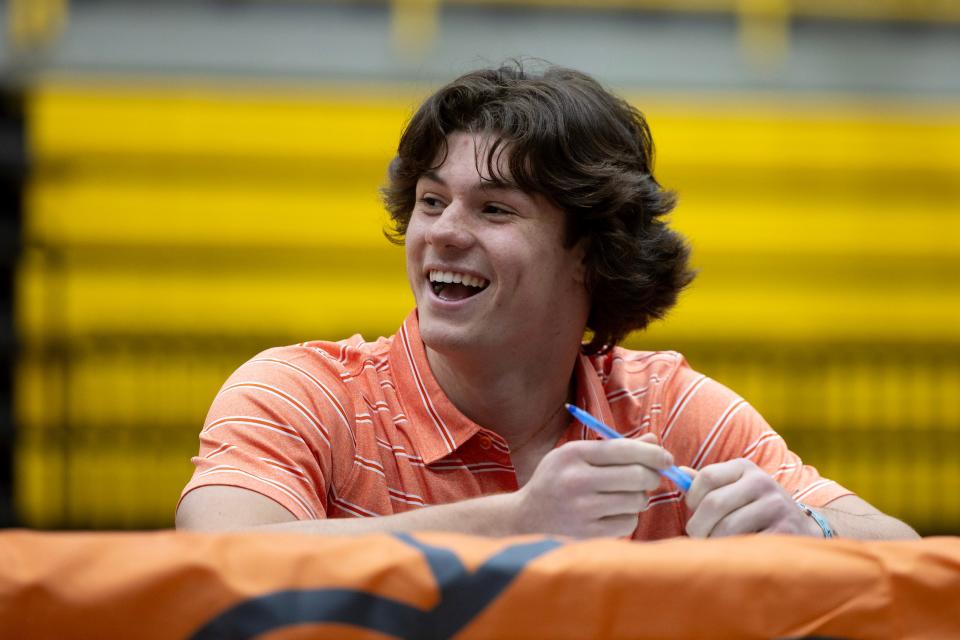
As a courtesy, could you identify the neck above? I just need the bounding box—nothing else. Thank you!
[425,340,581,450]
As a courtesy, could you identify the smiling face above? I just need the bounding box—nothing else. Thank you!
[405,131,590,358]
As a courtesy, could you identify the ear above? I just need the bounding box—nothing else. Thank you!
[571,238,589,286]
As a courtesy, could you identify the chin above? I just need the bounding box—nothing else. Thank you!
[419,322,479,354]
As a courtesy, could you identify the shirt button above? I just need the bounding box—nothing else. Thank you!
[478,435,492,449]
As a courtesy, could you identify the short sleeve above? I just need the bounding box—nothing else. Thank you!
[656,360,853,509]
[178,346,357,520]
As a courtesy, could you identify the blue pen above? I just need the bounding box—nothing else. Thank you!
[565,403,693,492]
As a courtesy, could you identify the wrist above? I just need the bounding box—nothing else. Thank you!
[796,501,836,538]
[482,491,525,536]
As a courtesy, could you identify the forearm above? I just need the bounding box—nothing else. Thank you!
[242,492,521,537]
[818,505,920,540]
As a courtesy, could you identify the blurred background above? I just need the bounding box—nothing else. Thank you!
[0,0,957,534]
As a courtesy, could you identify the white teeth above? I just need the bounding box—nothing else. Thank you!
[428,270,488,289]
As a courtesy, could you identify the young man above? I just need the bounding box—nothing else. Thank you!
[177,64,917,540]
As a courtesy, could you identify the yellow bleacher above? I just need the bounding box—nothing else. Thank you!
[15,80,960,531]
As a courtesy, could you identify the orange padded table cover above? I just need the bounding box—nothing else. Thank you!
[1,531,958,639]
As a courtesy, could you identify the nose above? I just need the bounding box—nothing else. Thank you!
[424,200,475,250]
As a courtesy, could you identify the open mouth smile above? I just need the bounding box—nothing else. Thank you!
[428,269,490,302]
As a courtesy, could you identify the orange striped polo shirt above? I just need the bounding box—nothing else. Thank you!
[181,310,851,539]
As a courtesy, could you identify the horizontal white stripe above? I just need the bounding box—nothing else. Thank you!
[375,438,406,452]
[388,488,426,503]
[330,492,379,517]
[355,454,385,472]
[772,463,799,478]
[257,456,306,475]
[339,359,386,381]
[256,457,317,491]
[793,479,836,502]
[609,353,674,374]
[222,382,331,447]
[250,358,351,431]
[353,460,386,478]
[429,462,515,473]
[206,442,235,459]
[374,441,426,465]
[361,397,391,412]
[621,418,652,438]
[206,414,293,432]
[490,439,511,454]
[742,432,783,460]
[646,490,683,510]
[606,385,650,403]
[205,418,304,443]
[261,463,317,488]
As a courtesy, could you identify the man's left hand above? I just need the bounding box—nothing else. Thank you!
[682,459,820,538]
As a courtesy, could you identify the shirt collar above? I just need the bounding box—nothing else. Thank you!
[390,310,483,464]
[390,309,617,462]
[563,350,618,442]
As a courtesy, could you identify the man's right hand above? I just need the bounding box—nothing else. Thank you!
[507,433,673,538]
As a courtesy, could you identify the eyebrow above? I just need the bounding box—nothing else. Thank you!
[420,170,447,186]
[421,170,524,194]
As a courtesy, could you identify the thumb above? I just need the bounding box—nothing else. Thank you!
[679,466,700,508]
[638,432,659,444]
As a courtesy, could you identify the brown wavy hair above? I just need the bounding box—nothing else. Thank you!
[382,61,695,354]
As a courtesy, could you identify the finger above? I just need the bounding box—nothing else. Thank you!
[708,494,792,537]
[566,438,673,469]
[678,465,698,492]
[584,463,663,493]
[684,459,751,511]
[684,476,767,538]
[591,513,641,538]
[691,500,762,538]
[586,491,650,519]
